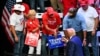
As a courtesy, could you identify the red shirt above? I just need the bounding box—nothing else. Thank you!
[26,18,40,33]
[62,0,77,16]
[42,12,61,35]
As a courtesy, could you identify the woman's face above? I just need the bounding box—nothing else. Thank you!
[28,13,36,20]
[15,10,22,15]
[30,14,36,19]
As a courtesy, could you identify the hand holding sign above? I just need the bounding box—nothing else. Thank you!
[25,32,39,47]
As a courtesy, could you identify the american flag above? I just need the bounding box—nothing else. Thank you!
[1,0,16,45]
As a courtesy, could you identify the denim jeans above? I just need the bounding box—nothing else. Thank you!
[14,31,24,56]
[41,34,58,56]
[83,32,98,56]
[29,0,45,12]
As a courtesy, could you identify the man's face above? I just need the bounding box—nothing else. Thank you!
[48,14,54,18]
[15,10,22,15]
[81,5,88,11]
[68,12,76,18]
[68,12,74,16]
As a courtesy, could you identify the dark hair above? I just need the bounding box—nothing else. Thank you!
[68,7,77,13]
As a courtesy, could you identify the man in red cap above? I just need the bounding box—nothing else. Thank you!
[78,0,99,56]
[41,7,61,56]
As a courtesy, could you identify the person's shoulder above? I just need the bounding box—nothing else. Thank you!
[88,6,96,11]
[76,13,84,18]
[78,7,83,11]
[42,12,48,19]
[64,14,69,19]
[52,12,59,17]
[10,13,16,17]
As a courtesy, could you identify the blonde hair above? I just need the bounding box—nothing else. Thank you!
[66,28,76,37]
[28,9,36,17]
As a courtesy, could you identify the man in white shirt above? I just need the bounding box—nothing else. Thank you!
[10,4,25,56]
[77,0,99,56]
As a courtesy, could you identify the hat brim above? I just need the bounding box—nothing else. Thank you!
[80,4,87,6]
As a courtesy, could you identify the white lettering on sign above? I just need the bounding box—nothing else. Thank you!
[49,38,62,45]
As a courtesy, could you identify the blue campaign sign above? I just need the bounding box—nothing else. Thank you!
[47,34,64,49]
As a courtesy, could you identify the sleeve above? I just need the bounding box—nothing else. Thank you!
[92,8,98,18]
[42,13,48,26]
[80,15,87,31]
[66,41,75,56]
[9,15,16,26]
[63,15,68,30]
[56,13,62,25]
[36,19,40,26]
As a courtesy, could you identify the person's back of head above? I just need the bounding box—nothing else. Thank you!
[66,28,76,38]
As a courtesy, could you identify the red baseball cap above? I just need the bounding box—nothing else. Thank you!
[47,7,54,15]
[80,0,88,6]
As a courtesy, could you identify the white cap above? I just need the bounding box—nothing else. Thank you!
[13,4,25,11]
[16,0,22,2]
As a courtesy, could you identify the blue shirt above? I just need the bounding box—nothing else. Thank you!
[63,13,86,32]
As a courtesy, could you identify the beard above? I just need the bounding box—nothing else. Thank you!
[68,14,76,18]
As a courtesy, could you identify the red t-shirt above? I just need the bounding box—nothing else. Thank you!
[42,12,61,35]
[62,0,77,16]
[26,18,40,33]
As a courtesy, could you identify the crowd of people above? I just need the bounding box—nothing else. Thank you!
[9,0,100,56]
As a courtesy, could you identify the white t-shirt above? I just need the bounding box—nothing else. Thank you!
[77,6,98,31]
[10,13,24,31]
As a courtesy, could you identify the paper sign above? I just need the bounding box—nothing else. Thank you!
[25,32,39,47]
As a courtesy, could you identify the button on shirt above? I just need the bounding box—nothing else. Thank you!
[63,13,86,32]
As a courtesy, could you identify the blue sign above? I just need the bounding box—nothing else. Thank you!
[47,34,64,49]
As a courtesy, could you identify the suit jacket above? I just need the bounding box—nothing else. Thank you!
[66,36,84,56]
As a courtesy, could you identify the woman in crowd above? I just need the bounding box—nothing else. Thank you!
[25,9,41,55]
